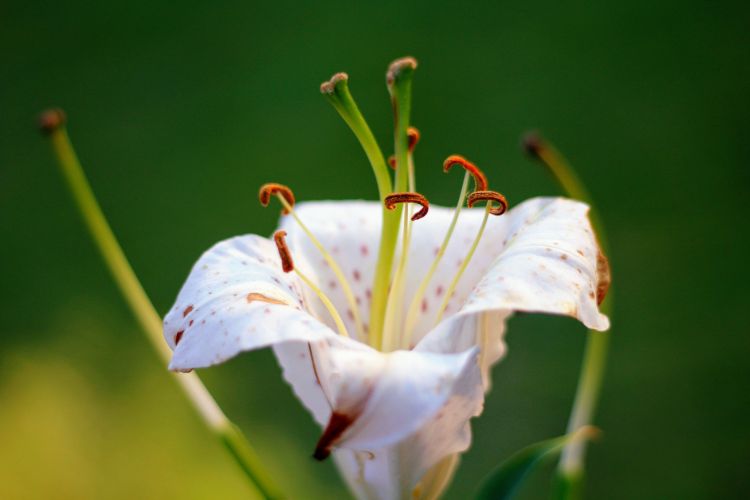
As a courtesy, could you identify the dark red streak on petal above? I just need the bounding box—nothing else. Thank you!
[313,412,355,461]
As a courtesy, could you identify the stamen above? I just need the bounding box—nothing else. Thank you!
[467,190,508,216]
[407,126,420,152]
[264,190,366,341]
[259,183,295,214]
[273,230,294,272]
[403,171,470,342]
[434,190,510,324]
[273,230,349,338]
[384,192,429,221]
[38,108,67,135]
[387,127,421,170]
[443,155,488,192]
[380,126,421,350]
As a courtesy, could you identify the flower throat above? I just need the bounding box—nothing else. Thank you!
[259,57,508,352]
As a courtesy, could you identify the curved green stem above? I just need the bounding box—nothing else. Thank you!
[524,133,612,500]
[43,114,284,500]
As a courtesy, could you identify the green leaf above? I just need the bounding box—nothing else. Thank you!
[474,426,599,500]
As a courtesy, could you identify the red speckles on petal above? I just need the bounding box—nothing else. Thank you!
[182,305,194,317]
[421,298,428,313]
[435,285,444,296]
[352,270,361,282]
[360,245,369,256]
[174,330,184,345]
[365,289,372,300]
[328,280,337,289]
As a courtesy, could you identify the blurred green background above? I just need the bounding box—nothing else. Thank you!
[1,1,748,498]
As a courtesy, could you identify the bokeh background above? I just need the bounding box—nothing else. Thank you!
[1,1,748,498]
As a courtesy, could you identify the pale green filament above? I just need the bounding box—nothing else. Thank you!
[294,268,349,337]
[434,202,492,325]
[403,172,470,339]
[381,202,412,351]
[381,149,418,351]
[276,194,366,341]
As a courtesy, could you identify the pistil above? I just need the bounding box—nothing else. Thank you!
[260,183,366,340]
[273,230,349,337]
[320,70,400,349]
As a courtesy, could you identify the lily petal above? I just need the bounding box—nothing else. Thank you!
[165,197,609,500]
[163,233,484,499]
[163,234,341,371]
[284,197,609,347]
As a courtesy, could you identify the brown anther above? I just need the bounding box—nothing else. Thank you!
[386,56,418,85]
[443,155,489,192]
[407,126,420,152]
[384,192,430,221]
[320,72,349,95]
[467,190,509,216]
[521,131,544,159]
[273,230,295,273]
[388,128,420,170]
[38,108,66,135]
[259,183,295,214]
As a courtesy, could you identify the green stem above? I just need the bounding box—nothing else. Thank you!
[42,112,284,500]
[524,133,612,500]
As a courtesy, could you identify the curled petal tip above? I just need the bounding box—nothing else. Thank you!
[38,108,66,135]
[313,412,354,462]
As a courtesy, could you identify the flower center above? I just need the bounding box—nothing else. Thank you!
[259,58,510,352]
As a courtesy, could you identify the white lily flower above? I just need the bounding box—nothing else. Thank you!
[163,58,609,500]
[163,193,609,499]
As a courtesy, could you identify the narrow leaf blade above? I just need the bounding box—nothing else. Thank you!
[475,426,598,500]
